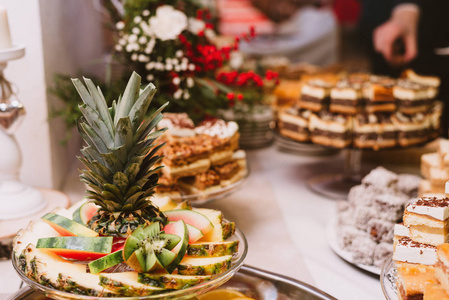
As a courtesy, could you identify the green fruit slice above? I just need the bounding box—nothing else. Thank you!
[36,236,113,260]
[88,250,124,274]
[165,210,214,235]
[165,220,189,274]
[72,202,99,225]
[164,222,204,244]
[42,213,98,237]
[123,222,181,272]
[138,273,211,289]
[177,255,233,275]
[187,241,239,257]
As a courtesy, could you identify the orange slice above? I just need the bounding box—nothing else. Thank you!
[198,289,253,300]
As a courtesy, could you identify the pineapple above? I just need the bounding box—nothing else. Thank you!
[73,72,168,237]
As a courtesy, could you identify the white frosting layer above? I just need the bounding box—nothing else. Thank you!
[279,113,308,128]
[232,150,246,160]
[330,89,361,100]
[158,117,196,137]
[446,181,449,194]
[393,240,437,265]
[309,114,351,133]
[302,84,329,99]
[406,202,449,221]
[394,224,410,237]
[393,87,429,100]
[195,120,238,139]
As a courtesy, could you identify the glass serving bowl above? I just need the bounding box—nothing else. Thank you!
[12,227,248,300]
[164,169,250,206]
[380,256,397,300]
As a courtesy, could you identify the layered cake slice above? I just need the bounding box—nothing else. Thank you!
[429,168,448,195]
[158,112,196,141]
[429,102,443,139]
[154,174,181,198]
[353,114,396,150]
[393,237,437,265]
[309,112,352,148]
[394,223,410,249]
[161,138,211,178]
[403,69,441,89]
[435,244,449,297]
[394,79,435,114]
[195,119,239,165]
[363,76,396,113]
[299,79,332,112]
[178,169,222,195]
[396,262,437,300]
[421,153,441,180]
[329,80,363,115]
[392,112,431,147]
[278,107,311,142]
[212,160,244,187]
[404,198,449,246]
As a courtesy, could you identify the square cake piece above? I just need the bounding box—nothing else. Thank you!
[299,79,332,112]
[435,244,449,298]
[178,169,222,195]
[397,262,437,300]
[363,76,396,113]
[394,79,434,114]
[353,114,397,150]
[278,107,311,142]
[309,112,352,148]
[157,112,196,141]
[394,237,437,265]
[329,80,363,115]
[404,198,449,246]
[392,112,431,147]
[421,153,442,180]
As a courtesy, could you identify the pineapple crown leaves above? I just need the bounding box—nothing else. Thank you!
[73,72,168,212]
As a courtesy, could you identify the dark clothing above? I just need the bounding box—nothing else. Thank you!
[359,0,449,136]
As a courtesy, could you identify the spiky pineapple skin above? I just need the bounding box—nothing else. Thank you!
[99,275,161,296]
[58,275,114,297]
[187,241,239,257]
[177,258,232,276]
[138,273,211,290]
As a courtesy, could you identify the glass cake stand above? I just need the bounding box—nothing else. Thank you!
[167,169,250,206]
[380,256,397,300]
[12,228,248,300]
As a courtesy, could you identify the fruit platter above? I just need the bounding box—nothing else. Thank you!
[11,73,247,299]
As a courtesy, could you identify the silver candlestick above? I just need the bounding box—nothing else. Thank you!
[0,45,47,220]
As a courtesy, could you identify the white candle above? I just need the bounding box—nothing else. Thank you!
[0,6,12,50]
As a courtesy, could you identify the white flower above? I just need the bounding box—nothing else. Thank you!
[165,58,172,64]
[183,91,190,100]
[119,38,127,46]
[188,18,205,34]
[128,34,138,43]
[188,64,196,71]
[205,28,216,40]
[172,77,181,85]
[146,62,154,70]
[229,51,244,69]
[139,36,148,44]
[116,21,125,30]
[138,54,148,62]
[126,44,135,52]
[115,44,122,51]
[134,16,142,23]
[176,50,183,58]
[187,77,194,88]
[165,64,173,71]
[144,47,153,54]
[181,63,188,71]
[174,89,183,99]
[149,5,187,41]
[142,10,150,17]
[172,58,179,65]
[131,53,138,61]
[132,27,140,34]
[146,74,154,81]
[175,65,182,72]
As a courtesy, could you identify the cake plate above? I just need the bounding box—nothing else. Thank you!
[306,148,362,199]
[12,227,248,300]
[380,256,397,300]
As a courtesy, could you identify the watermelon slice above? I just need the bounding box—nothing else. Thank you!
[42,213,98,237]
[165,220,189,274]
[164,210,214,235]
[88,250,124,274]
[72,202,98,225]
[164,222,203,244]
[36,236,113,260]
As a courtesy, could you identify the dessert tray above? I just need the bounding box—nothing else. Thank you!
[12,227,248,300]
[9,264,337,300]
[380,256,397,300]
[326,217,382,276]
[164,169,249,206]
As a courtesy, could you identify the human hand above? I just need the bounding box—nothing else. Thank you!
[373,6,419,65]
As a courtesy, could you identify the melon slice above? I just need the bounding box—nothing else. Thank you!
[72,202,99,225]
[192,208,223,225]
[42,213,98,237]
[36,236,113,260]
[164,222,204,244]
[164,210,214,235]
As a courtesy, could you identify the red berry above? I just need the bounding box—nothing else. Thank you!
[227,92,235,100]
[237,93,244,101]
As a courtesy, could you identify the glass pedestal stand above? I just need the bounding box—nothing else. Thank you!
[306,149,362,199]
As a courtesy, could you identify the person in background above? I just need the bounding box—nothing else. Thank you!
[360,0,449,136]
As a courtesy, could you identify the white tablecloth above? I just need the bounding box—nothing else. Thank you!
[0,146,401,299]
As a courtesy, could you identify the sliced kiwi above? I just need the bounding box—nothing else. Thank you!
[123,222,181,272]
